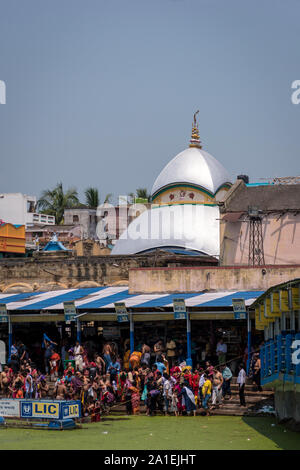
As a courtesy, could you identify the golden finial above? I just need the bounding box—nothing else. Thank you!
[189,110,202,148]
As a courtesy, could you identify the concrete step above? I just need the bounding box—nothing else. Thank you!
[211,408,248,416]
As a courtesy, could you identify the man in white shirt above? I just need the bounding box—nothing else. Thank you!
[216,338,227,365]
[237,363,247,407]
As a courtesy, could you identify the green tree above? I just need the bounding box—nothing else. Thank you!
[135,188,151,202]
[85,187,99,208]
[37,182,79,224]
[85,187,113,208]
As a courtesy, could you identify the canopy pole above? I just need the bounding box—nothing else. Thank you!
[186,311,192,367]
[8,315,12,361]
[76,318,81,343]
[130,313,134,354]
[246,309,251,374]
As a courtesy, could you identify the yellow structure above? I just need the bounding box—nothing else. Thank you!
[0,223,25,254]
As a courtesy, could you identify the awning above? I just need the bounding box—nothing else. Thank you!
[0,287,264,312]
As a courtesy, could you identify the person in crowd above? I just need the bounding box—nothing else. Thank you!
[211,367,223,409]
[24,368,33,399]
[55,378,67,400]
[252,353,263,392]
[129,379,140,415]
[103,343,113,371]
[7,354,19,374]
[221,363,233,400]
[37,376,49,398]
[18,341,29,363]
[107,355,120,384]
[216,338,227,365]
[141,344,151,368]
[237,363,247,407]
[201,373,212,415]
[177,380,197,416]
[49,349,61,382]
[74,341,84,372]
[129,350,142,370]
[0,366,12,397]
[154,339,165,362]
[166,337,177,367]
[154,355,167,376]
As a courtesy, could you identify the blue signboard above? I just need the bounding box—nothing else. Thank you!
[20,400,81,420]
[232,298,247,320]
[64,301,76,322]
[115,302,129,322]
[173,298,187,320]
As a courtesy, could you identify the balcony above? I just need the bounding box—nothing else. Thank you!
[26,213,55,226]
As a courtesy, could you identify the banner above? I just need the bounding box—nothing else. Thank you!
[61,401,81,419]
[255,307,265,330]
[114,302,129,323]
[0,399,20,417]
[0,304,8,323]
[291,286,300,310]
[20,400,81,420]
[263,297,275,322]
[258,304,269,326]
[280,290,289,312]
[64,301,76,322]
[173,298,187,320]
[21,401,60,419]
[270,292,281,316]
[232,298,247,320]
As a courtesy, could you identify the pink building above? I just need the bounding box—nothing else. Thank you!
[220,179,300,265]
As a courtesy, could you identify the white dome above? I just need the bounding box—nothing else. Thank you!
[151,147,231,198]
[111,204,220,256]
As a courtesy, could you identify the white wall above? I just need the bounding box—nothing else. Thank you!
[0,193,36,226]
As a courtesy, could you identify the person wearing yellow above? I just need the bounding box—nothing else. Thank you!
[202,373,212,414]
[129,350,142,370]
[123,347,131,371]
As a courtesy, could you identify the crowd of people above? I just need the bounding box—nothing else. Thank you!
[0,335,263,420]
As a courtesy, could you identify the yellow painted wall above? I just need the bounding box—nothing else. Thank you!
[0,224,25,254]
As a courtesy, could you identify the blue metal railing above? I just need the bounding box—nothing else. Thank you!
[260,333,300,385]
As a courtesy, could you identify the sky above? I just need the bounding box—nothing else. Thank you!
[0,0,299,205]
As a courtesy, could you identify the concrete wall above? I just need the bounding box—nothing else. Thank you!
[129,265,300,294]
[274,384,300,424]
[220,212,300,266]
[0,252,199,293]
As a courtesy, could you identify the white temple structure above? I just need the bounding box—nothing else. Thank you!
[111,112,232,258]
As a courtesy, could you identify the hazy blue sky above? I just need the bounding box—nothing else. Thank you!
[0,0,299,204]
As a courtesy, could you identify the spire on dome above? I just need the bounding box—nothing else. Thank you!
[189,110,202,149]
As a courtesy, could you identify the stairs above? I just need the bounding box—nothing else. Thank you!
[209,378,274,416]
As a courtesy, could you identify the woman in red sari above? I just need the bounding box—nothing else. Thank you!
[129,380,140,415]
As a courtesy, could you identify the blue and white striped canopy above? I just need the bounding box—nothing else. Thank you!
[0,287,264,311]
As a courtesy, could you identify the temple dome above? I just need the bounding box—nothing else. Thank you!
[110,204,220,256]
[151,146,231,199]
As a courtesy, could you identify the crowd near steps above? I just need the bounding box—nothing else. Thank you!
[0,376,274,419]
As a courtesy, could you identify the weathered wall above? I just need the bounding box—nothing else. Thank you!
[274,385,300,424]
[0,252,210,293]
[0,255,144,292]
[129,265,300,294]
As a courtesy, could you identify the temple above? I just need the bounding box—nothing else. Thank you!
[111,113,232,257]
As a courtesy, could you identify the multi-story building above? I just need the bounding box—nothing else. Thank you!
[0,193,55,227]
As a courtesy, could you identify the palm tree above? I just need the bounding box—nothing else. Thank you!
[37,182,79,224]
[85,188,113,208]
[135,188,151,202]
[103,193,113,204]
[85,188,99,208]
